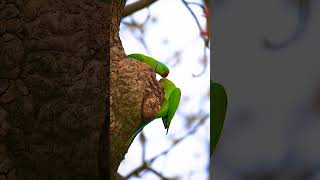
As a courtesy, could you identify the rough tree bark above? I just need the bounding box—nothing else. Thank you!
[0,0,163,179]
[109,0,164,176]
[0,0,109,179]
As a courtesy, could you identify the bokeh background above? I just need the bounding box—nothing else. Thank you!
[117,0,210,179]
[211,0,320,179]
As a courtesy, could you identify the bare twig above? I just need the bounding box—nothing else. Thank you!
[180,0,210,78]
[180,0,203,33]
[125,162,148,179]
[140,132,146,161]
[124,113,209,179]
[142,8,152,24]
[146,167,166,179]
[122,18,152,53]
[149,114,209,164]
[122,0,158,18]
[164,36,199,66]
[186,1,205,9]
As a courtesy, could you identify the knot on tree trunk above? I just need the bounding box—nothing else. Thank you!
[137,61,164,120]
[109,0,165,175]
[111,57,164,123]
[110,51,165,171]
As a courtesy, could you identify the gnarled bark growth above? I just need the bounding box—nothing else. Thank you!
[109,0,164,175]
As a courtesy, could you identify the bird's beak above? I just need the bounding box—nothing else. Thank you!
[163,72,169,77]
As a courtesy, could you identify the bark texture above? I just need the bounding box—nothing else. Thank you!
[1,0,164,179]
[109,0,164,174]
[0,0,109,179]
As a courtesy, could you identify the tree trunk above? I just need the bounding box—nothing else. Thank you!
[109,0,164,175]
[0,0,109,179]
[0,0,163,179]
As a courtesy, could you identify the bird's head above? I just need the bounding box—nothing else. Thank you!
[156,62,170,77]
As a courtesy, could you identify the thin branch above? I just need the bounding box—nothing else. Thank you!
[149,114,209,164]
[142,8,152,24]
[124,113,209,179]
[137,33,152,54]
[140,132,146,161]
[122,0,158,18]
[122,18,152,53]
[180,0,203,33]
[186,2,205,9]
[125,162,148,179]
[164,36,199,66]
[181,0,210,78]
[145,167,166,179]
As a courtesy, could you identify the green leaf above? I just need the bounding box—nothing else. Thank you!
[210,81,228,158]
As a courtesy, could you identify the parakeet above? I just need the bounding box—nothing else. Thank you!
[158,78,181,134]
[128,78,181,146]
[128,53,170,77]
[210,81,227,157]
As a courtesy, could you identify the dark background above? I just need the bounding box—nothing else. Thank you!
[211,0,320,179]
